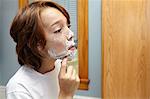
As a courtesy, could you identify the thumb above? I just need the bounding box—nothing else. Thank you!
[59,58,68,76]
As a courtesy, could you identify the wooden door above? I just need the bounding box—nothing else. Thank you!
[102,0,150,99]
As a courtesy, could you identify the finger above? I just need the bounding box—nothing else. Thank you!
[71,69,76,80]
[66,66,73,78]
[59,58,68,76]
[76,75,80,83]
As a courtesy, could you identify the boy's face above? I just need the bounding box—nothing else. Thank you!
[40,7,75,59]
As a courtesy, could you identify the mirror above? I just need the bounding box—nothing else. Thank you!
[18,0,89,90]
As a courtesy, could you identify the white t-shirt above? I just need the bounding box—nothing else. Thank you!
[6,59,62,99]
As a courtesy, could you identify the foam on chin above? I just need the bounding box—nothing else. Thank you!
[48,48,69,59]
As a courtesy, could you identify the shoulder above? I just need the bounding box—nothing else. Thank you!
[6,67,33,98]
[7,92,32,99]
[6,66,33,93]
[6,78,30,94]
[6,66,46,93]
[6,80,33,99]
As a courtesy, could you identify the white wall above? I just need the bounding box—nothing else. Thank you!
[0,0,19,85]
[0,86,6,99]
[0,0,3,85]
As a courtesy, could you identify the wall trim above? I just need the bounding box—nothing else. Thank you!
[74,95,100,99]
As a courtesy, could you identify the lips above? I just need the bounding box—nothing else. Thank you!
[68,45,76,51]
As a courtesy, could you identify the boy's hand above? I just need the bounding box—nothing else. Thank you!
[58,58,80,98]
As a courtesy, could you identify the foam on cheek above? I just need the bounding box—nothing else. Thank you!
[48,39,70,59]
[48,31,75,59]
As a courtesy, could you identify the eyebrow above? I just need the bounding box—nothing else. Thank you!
[50,18,68,28]
[51,20,61,27]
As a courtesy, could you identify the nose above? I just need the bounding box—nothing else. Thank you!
[65,29,74,41]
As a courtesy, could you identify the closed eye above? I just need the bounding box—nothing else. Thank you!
[54,28,62,33]
[68,24,71,28]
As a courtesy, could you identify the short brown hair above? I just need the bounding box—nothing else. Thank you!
[10,1,70,70]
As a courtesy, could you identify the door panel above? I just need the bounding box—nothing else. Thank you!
[102,0,150,99]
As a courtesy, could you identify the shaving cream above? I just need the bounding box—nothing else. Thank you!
[48,30,75,59]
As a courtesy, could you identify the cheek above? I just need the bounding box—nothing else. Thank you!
[46,35,67,53]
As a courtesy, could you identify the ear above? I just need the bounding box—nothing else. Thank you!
[37,42,43,52]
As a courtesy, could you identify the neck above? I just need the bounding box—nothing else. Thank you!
[37,57,55,74]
